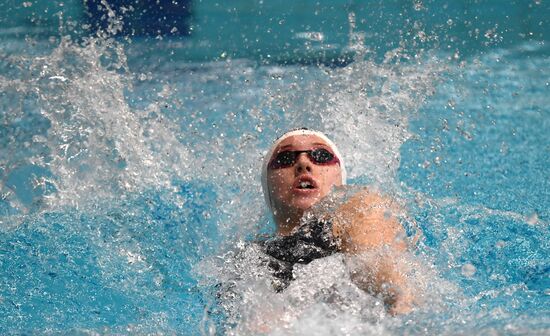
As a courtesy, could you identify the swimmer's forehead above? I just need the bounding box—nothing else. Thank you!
[273,135,331,152]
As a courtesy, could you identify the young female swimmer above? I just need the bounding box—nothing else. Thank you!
[259,128,415,315]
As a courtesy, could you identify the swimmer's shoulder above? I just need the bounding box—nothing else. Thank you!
[332,186,410,252]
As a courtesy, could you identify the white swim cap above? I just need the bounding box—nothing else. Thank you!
[261,129,347,210]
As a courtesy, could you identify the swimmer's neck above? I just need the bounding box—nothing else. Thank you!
[273,209,304,236]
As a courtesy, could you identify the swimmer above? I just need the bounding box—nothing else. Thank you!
[260,128,415,315]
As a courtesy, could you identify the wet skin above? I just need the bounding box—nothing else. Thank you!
[265,134,415,315]
[266,134,343,235]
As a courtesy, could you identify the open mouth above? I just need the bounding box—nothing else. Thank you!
[298,180,315,189]
[293,176,318,191]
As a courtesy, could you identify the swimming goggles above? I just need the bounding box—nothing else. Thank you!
[268,148,340,169]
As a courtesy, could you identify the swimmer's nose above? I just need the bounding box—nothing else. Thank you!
[294,153,312,174]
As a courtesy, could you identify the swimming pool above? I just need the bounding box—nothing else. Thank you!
[0,0,548,334]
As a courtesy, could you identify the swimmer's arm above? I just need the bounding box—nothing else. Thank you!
[349,251,415,315]
[332,189,414,315]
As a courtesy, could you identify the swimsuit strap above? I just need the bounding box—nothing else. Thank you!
[261,218,339,264]
[258,218,340,291]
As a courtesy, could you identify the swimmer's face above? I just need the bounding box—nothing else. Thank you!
[267,135,343,214]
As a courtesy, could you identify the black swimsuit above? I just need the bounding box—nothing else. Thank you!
[257,218,340,291]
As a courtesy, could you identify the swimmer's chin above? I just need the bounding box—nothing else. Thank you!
[291,185,361,213]
[289,197,321,211]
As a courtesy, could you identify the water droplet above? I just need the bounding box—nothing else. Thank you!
[416,31,427,42]
[526,212,539,225]
[484,28,497,40]
[447,99,456,109]
[461,263,476,277]
[499,142,509,155]
[413,1,424,11]
[442,118,449,131]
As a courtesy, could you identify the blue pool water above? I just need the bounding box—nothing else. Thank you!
[1,1,549,334]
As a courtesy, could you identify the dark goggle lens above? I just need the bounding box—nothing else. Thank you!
[310,148,334,163]
[269,148,338,169]
[272,151,297,167]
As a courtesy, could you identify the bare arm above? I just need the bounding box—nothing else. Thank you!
[331,189,415,315]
